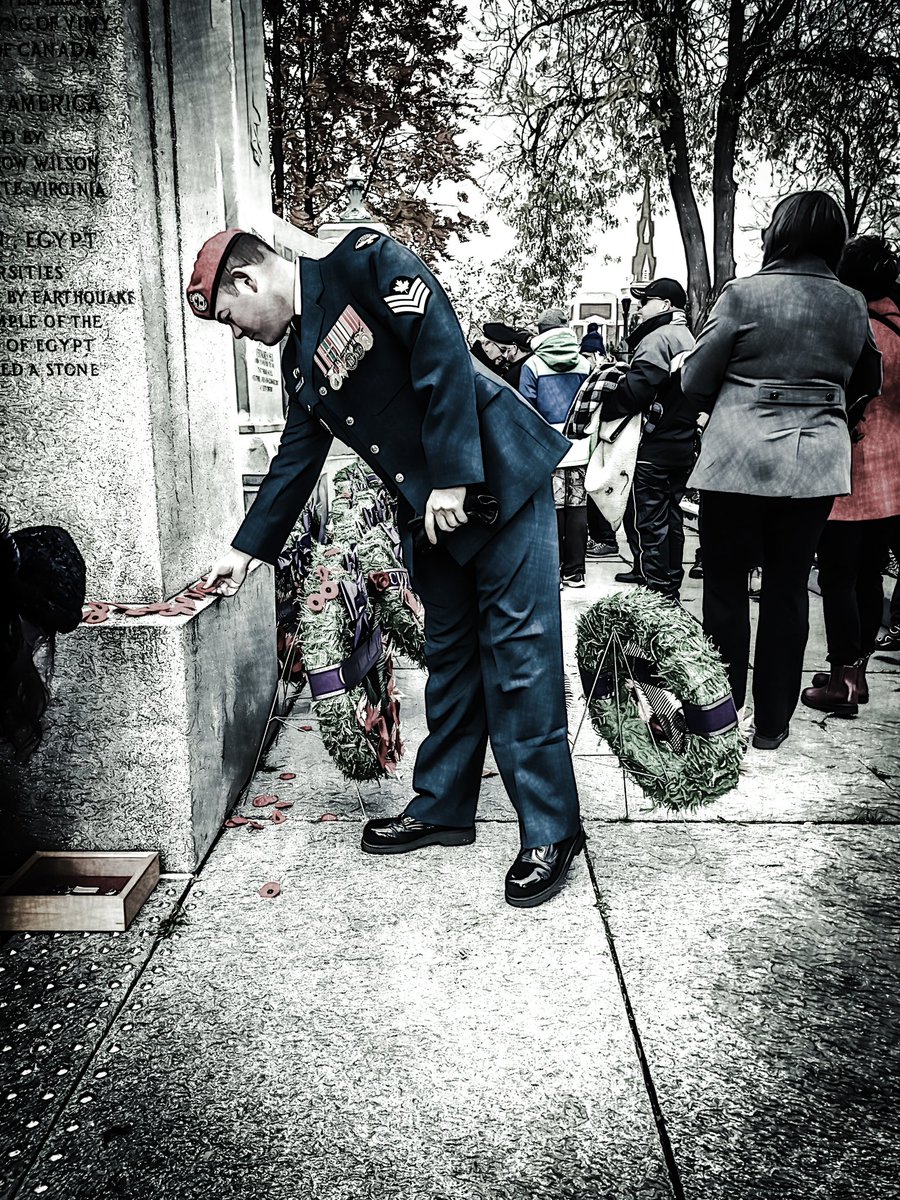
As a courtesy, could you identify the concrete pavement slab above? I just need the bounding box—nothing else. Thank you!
[588,821,900,1199]
[11,822,671,1200]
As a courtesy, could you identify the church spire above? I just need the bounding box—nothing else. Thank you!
[631,176,657,283]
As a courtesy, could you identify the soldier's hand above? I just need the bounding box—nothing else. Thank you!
[424,486,468,545]
[205,547,253,597]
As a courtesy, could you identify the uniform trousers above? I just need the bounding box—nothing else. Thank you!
[700,491,833,737]
[816,515,900,663]
[403,482,581,848]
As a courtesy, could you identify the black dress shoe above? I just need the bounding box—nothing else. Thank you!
[614,570,644,584]
[875,624,900,651]
[361,812,475,855]
[752,726,790,750]
[505,827,586,908]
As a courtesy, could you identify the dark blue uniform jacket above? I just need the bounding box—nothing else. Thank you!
[232,230,569,567]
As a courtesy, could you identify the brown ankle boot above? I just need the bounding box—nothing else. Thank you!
[855,657,869,704]
[801,664,863,717]
[810,657,869,703]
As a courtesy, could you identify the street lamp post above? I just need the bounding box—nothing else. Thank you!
[619,286,633,349]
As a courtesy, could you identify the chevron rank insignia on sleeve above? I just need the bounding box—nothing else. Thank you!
[383,276,431,316]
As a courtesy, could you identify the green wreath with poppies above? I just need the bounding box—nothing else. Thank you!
[299,542,402,780]
[576,590,747,810]
[330,473,426,669]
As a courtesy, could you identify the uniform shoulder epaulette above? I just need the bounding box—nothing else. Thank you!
[350,229,384,252]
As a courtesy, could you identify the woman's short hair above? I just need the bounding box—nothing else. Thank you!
[838,235,900,302]
[762,191,849,272]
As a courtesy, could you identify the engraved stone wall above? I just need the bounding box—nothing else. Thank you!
[0,0,279,869]
[0,0,275,602]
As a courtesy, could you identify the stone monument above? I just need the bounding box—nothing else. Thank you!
[0,0,303,870]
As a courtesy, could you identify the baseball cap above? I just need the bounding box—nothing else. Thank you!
[630,278,687,309]
[186,228,245,319]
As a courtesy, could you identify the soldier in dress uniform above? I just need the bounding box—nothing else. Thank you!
[187,227,584,908]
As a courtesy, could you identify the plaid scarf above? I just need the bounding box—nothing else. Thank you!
[562,362,626,439]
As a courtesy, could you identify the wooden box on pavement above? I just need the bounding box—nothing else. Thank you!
[0,851,161,932]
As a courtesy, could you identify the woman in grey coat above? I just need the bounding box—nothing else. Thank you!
[682,191,881,750]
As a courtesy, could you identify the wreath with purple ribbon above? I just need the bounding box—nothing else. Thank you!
[300,543,402,780]
[576,591,747,810]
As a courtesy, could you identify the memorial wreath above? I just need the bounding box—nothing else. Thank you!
[299,542,402,780]
[576,590,747,810]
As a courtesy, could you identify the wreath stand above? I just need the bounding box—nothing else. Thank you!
[573,592,748,812]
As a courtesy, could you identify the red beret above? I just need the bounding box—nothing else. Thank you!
[186,228,245,319]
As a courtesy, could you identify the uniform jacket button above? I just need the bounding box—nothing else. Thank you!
[319,386,327,396]
[394,472,404,483]
[370,444,380,454]
[345,416,355,426]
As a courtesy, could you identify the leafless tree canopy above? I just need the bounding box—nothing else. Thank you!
[480,0,900,319]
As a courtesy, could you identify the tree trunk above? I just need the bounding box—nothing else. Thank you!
[266,1,285,220]
[711,105,740,299]
[711,0,746,302]
[656,90,712,328]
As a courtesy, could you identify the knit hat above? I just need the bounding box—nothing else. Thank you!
[535,308,568,333]
[186,229,245,319]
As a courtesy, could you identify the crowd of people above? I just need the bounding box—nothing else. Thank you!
[469,190,900,751]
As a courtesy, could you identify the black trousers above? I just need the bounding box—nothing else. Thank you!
[700,491,833,736]
[557,506,588,576]
[587,497,617,545]
[631,461,692,597]
[817,516,900,662]
[623,487,640,567]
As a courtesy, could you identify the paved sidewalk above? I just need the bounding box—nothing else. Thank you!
[2,528,899,1199]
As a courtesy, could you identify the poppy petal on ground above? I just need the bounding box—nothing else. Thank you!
[270,809,288,825]
[224,816,250,828]
[251,795,279,808]
[258,882,281,899]
[273,801,294,810]
[278,772,296,780]
[319,813,339,822]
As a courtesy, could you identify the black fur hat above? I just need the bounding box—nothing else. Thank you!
[2,517,86,633]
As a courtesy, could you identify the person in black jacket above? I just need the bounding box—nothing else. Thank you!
[481,322,533,392]
[600,279,698,599]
